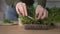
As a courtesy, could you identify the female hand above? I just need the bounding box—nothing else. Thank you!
[16,2,28,16]
[36,5,48,19]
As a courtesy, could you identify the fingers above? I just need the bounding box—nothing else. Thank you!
[37,11,43,19]
[22,3,28,16]
[36,6,39,18]
[16,2,24,16]
[18,4,25,16]
[41,9,48,19]
[16,5,20,15]
[36,5,44,19]
[36,5,48,19]
[41,10,46,19]
[16,2,28,17]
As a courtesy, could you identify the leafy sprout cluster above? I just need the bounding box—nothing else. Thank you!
[19,7,60,25]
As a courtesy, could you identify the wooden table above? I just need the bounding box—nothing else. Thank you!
[0,25,60,34]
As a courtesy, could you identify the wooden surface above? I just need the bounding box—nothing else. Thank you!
[0,25,60,34]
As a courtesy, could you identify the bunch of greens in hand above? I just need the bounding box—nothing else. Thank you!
[19,6,43,24]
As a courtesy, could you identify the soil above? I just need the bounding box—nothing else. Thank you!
[24,24,50,30]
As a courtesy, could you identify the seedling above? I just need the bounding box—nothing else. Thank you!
[3,19,13,23]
